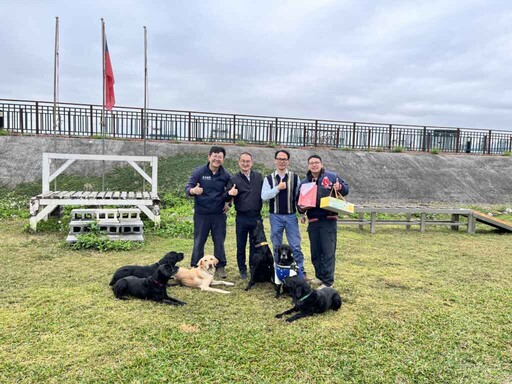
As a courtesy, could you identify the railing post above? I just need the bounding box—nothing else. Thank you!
[368,128,372,151]
[488,129,492,155]
[335,126,340,148]
[389,124,393,150]
[187,112,192,141]
[68,109,71,137]
[275,117,279,144]
[90,105,94,136]
[35,102,39,135]
[455,128,460,153]
[19,108,24,134]
[422,126,427,151]
[314,120,318,147]
[302,124,307,147]
[352,122,356,149]
[140,108,145,139]
[482,135,487,155]
[232,114,237,143]
[112,112,116,138]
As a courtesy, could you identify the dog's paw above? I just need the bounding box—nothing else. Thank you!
[224,282,235,286]
[275,314,283,319]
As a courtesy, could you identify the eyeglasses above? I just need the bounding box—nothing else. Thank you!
[276,158,289,161]
[308,161,322,165]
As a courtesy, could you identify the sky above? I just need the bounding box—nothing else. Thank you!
[2,0,512,131]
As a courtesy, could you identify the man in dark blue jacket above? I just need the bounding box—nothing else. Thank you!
[298,154,349,288]
[185,146,233,278]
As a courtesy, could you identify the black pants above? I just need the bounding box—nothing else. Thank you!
[191,212,227,267]
[308,219,337,286]
[235,214,261,274]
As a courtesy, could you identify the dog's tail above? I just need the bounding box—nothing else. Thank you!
[331,292,342,311]
[109,276,117,286]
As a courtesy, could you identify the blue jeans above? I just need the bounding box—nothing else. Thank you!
[191,212,227,267]
[269,213,305,274]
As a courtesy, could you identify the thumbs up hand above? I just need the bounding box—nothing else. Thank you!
[277,181,287,191]
[228,184,238,196]
[192,183,203,196]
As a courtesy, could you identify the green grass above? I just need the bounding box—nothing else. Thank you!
[1,219,511,383]
[1,153,511,383]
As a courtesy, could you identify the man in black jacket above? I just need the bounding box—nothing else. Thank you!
[185,146,232,278]
[226,152,264,279]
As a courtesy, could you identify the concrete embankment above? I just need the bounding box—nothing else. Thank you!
[1,135,511,205]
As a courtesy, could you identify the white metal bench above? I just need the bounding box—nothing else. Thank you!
[29,153,160,231]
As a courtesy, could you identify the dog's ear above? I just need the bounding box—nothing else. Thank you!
[212,256,219,266]
[198,258,204,268]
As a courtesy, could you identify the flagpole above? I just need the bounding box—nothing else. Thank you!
[101,18,106,191]
[143,25,148,156]
[53,16,59,138]
[53,16,59,191]
[143,26,148,193]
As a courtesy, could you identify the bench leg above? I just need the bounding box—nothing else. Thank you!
[451,214,459,231]
[358,212,364,231]
[370,212,376,234]
[420,213,426,232]
[30,204,57,232]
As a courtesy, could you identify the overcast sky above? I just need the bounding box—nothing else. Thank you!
[2,1,512,131]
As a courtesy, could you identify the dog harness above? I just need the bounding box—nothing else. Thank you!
[274,263,298,285]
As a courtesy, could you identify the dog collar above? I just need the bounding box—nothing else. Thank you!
[255,242,268,248]
[298,292,312,302]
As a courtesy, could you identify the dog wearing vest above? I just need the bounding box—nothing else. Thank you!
[245,221,275,291]
[274,244,302,298]
[275,275,342,322]
[112,260,186,306]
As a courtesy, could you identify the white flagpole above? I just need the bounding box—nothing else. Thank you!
[53,16,59,137]
[101,18,106,190]
[53,16,59,191]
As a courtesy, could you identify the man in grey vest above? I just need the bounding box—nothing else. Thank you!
[261,149,306,278]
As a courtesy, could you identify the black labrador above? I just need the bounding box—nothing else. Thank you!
[274,244,299,298]
[112,261,186,305]
[275,275,341,322]
[245,221,274,291]
[109,251,184,286]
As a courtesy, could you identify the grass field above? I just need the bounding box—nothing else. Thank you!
[0,154,511,383]
[1,218,511,383]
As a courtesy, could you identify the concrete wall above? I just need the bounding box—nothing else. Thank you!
[1,135,511,205]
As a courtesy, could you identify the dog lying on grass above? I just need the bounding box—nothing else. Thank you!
[173,255,234,294]
[275,275,341,322]
[274,244,299,298]
[112,260,186,306]
[109,251,184,286]
[245,221,274,291]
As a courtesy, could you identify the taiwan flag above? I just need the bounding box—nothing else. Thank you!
[104,40,115,110]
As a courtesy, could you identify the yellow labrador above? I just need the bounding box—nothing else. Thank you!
[173,255,234,294]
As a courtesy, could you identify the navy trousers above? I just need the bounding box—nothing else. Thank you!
[307,219,337,286]
[191,212,227,267]
[235,214,261,274]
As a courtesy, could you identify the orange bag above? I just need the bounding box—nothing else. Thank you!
[298,182,318,209]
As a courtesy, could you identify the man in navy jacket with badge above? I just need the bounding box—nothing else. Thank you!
[186,146,233,278]
[298,154,349,288]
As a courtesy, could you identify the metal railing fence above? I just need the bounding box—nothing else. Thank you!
[1,98,512,155]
